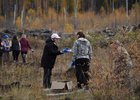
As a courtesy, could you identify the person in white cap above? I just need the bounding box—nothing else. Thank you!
[51,33,61,39]
[41,33,64,89]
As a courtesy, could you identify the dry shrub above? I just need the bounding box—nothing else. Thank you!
[126,36,140,90]
[1,31,140,99]
[64,23,73,33]
[30,17,44,29]
[47,8,57,19]
[0,16,4,23]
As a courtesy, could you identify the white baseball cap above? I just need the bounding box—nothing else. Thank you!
[51,33,61,39]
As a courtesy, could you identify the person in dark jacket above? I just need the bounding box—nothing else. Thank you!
[11,35,21,62]
[0,37,4,66]
[0,37,3,56]
[41,33,63,89]
[20,34,32,63]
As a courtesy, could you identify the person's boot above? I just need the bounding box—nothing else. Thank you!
[77,83,82,89]
[23,54,26,63]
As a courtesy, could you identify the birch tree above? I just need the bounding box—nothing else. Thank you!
[13,4,17,25]
[21,7,25,30]
[126,0,129,17]
[74,0,78,29]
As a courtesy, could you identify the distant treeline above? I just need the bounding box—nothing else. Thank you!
[0,0,140,29]
[0,0,140,16]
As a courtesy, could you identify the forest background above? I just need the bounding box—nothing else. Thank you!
[0,0,140,32]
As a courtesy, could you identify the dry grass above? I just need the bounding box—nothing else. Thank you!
[0,30,140,100]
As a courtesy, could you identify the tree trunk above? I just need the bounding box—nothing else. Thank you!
[56,0,59,23]
[112,0,115,12]
[21,7,25,31]
[4,0,10,28]
[13,4,17,25]
[74,0,78,30]
[0,0,2,15]
[126,0,129,17]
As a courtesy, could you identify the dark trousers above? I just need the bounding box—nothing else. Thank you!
[75,58,90,88]
[43,67,52,88]
[21,51,27,63]
[12,50,20,62]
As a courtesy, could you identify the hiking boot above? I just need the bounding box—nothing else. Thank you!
[77,83,82,89]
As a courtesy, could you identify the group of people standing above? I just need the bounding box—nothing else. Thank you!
[0,31,133,91]
[41,32,93,90]
[41,31,133,91]
[0,34,32,65]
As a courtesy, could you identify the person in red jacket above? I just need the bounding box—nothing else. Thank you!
[20,34,32,63]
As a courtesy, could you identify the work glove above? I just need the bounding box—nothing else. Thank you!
[61,48,72,53]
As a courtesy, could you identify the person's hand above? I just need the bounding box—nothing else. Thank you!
[31,49,34,52]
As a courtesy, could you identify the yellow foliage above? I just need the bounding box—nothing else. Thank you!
[0,16,4,22]
[48,8,57,18]
[16,17,21,28]
[27,8,36,16]
[64,23,73,33]
[61,0,67,8]
[12,5,140,32]
[25,16,29,22]
[31,18,43,29]
[25,16,30,28]
[99,6,106,16]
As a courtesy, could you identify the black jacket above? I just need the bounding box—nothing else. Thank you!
[0,38,4,56]
[41,38,62,68]
[11,39,20,51]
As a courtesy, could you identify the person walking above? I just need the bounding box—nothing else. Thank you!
[11,35,21,62]
[41,33,66,89]
[72,32,92,89]
[20,34,32,63]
